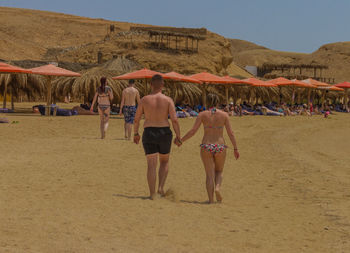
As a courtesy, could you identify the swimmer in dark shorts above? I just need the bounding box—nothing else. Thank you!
[142,127,173,155]
[134,74,181,199]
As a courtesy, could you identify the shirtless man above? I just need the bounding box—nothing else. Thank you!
[133,74,181,199]
[120,79,140,140]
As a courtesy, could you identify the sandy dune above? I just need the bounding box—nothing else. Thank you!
[1,111,350,252]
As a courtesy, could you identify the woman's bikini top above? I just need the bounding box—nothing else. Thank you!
[98,86,111,98]
[205,107,224,129]
[204,125,224,129]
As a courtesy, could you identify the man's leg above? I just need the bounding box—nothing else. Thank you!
[124,122,128,139]
[158,153,170,196]
[127,123,133,140]
[213,150,226,202]
[146,153,158,199]
[200,150,216,203]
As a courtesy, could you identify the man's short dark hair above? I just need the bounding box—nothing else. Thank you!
[151,74,163,88]
[129,79,135,85]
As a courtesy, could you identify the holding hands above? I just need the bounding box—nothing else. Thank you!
[174,136,182,147]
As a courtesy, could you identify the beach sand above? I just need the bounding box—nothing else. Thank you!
[1,110,350,252]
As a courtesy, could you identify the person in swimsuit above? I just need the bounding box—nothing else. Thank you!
[178,107,240,204]
[133,74,181,200]
[90,77,114,139]
[120,79,140,140]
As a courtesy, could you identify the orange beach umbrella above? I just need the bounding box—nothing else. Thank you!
[164,72,202,84]
[242,78,276,105]
[0,62,32,74]
[243,78,276,87]
[222,76,252,104]
[112,68,170,80]
[302,78,329,87]
[335,81,350,89]
[190,72,232,106]
[302,78,331,107]
[270,78,317,105]
[29,64,81,115]
[1,62,32,108]
[335,82,350,109]
[317,86,344,92]
[163,71,202,103]
[190,72,232,84]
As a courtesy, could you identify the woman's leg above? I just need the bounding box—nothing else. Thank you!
[104,107,110,134]
[213,149,227,202]
[98,107,105,139]
[200,149,216,203]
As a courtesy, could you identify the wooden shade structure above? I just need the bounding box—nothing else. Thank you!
[1,62,32,109]
[190,72,232,107]
[335,82,350,110]
[29,64,81,115]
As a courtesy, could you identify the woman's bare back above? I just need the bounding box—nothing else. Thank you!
[200,109,227,144]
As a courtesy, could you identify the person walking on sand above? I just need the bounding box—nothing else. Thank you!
[133,74,181,200]
[177,107,239,204]
[120,79,140,140]
[91,77,113,139]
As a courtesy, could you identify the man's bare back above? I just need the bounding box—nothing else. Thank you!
[122,86,139,106]
[141,93,174,128]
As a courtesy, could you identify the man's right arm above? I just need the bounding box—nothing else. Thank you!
[133,99,144,144]
[168,99,180,141]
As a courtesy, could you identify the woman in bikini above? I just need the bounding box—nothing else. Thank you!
[179,107,240,203]
[90,77,114,139]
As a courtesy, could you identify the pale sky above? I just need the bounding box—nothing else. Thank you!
[1,0,350,53]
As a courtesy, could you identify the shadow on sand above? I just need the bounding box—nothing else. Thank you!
[113,193,150,200]
[180,200,210,205]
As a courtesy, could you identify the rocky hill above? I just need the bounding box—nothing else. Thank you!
[0,7,251,78]
[2,7,350,82]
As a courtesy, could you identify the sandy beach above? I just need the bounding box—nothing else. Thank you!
[0,107,349,253]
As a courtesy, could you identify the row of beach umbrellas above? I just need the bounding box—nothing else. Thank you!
[1,62,350,112]
[112,68,349,107]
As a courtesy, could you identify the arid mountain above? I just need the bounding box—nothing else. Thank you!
[0,7,251,78]
[1,7,350,82]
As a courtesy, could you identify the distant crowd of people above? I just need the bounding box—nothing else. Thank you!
[173,101,350,118]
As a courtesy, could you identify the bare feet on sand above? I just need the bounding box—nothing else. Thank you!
[215,190,222,203]
[157,189,165,197]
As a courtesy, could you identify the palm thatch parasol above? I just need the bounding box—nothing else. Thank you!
[0,62,32,109]
[53,67,128,104]
[0,73,45,109]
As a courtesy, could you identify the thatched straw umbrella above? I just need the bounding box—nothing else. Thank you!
[0,73,45,110]
[52,67,128,104]
[335,82,350,110]
[0,62,32,109]
[29,64,81,115]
